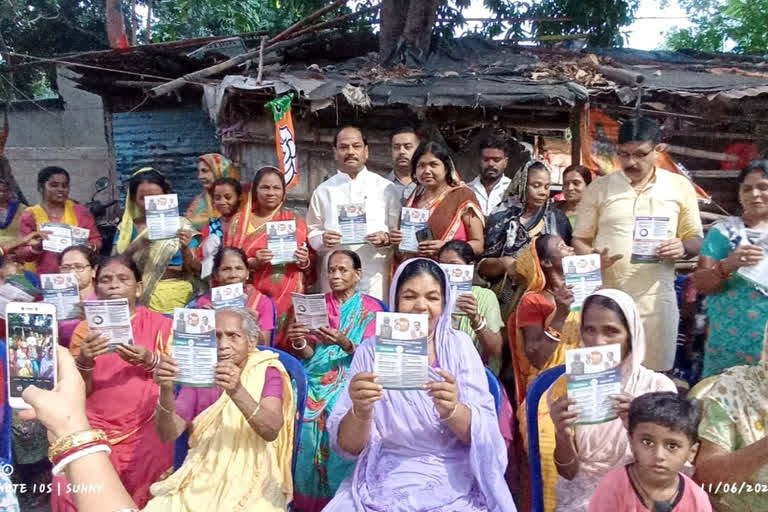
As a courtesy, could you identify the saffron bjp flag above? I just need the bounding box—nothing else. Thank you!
[265,95,299,190]
[580,108,710,201]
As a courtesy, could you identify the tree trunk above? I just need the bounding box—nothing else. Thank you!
[129,0,137,45]
[379,0,408,62]
[145,0,152,44]
[403,0,439,56]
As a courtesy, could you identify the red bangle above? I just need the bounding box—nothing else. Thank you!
[51,440,110,466]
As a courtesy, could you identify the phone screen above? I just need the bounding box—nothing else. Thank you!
[7,311,56,398]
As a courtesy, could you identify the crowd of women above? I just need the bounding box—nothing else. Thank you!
[0,119,765,512]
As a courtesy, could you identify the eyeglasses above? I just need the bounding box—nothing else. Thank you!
[617,148,655,161]
[60,264,91,273]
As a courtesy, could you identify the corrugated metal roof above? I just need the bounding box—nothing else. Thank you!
[112,109,220,211]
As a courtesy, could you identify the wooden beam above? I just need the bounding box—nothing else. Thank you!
[665,144,739,162]
[688,170,740,178]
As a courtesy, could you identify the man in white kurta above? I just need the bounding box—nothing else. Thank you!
[306,126,401,301]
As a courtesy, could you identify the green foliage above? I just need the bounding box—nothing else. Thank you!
[531,0,640,47]
[664,0,768,53]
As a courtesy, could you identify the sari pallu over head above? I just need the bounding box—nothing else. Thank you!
[325,259,516,511]
[186,153,239,230]
[116,168,201,304]
[145,349,295,512]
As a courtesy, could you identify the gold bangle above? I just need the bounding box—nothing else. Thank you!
[48,429,108,463]
[440,403,460,421]
[246,403,261,423]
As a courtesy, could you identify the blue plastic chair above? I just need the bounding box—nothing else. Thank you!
[173,347,308,480]
[0,341,12,465]
[526,365,566,512]
[485,367,502,416]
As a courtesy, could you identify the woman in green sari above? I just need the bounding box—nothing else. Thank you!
[114,168,201,314]
[286,250,385,511]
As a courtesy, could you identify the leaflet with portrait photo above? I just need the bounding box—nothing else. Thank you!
[565,343,622,425]
[400,208,429,253]
[145,194,181,241]
[41,223,75,253]
[291,293,329,329]
[338,203,367,245]
[267,220,298,264]
[172,308,217,387]
[737,229,768,289]
[631,216,670,263]
[211,283,246,310]
[83,298,134,348]
[563,254,602,311]
[440,264,474,315]
[374,312,428,390]
[41,273,80,320]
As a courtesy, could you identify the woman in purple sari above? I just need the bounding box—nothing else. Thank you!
[325,258,516,511]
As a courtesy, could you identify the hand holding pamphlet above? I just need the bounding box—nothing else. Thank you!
[565,344,622,425]
[400,208,429,253]
[338,203,367,245]
[41,223,90,253]
[373,312,428,389]
[267,220,298,264]
[737,229,768,289]
[440,264,474,315]
[172,308,217,387]
[211,283,246,310]
[631,216,670,263]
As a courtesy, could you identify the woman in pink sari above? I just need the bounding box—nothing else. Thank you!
[54,256,173,511]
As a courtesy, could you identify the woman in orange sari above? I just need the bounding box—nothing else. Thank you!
[242,166,315,350]
[402,141,484,259]
[54,255,173,511]
[185,153,239,231]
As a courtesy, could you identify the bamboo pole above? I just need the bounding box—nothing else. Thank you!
[269,0,347,45]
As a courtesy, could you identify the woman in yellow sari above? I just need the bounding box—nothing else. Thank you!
[185,153,239,231]
[149,308,295,511]
[513,234,581,512]
[114,168,201,314]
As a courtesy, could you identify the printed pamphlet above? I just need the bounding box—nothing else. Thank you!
[338,203,367,245]
[267,220,298,264]
[631,216,670,263]
[211,283,246,310]
[172,308,217,387]
[41,273,80,320]
[440,264,474,315]
[563,254,602,311]
[374,312,429,389]
[41,223,89,253]
[83,298,134,348]
[737,229,768,289]
[291,293,329,329]
[145,194,181,240]
[565,343,622,425]
[400,208,429,253]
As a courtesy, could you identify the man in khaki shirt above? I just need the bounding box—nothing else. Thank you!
[573,117,703,371]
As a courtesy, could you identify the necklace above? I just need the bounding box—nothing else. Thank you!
[421,184,450,208]
[630,465,678,509]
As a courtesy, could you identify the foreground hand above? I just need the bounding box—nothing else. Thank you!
[455,294,479,320]
[550,396,580,437]
[316,327,353,350]
[426,369,460,419]
[20,346,91,443]
[295,246,310,267]
[349,372,382,420]
[79,331,111,361]
[22,231,47,248]
[365,231,389,247]
[723,244,764,273]
[656,238,685,261]
[595,248,623,269]
[611,392,634,430]
[418,239,445,257]
[323,230,342,249]
[215,359,243,394]
[177,229,193,248]
[154,356,180,389]
[389,229,404,246]
[250,249,274,269]
[115,344,151,367]
[286,323,310,346]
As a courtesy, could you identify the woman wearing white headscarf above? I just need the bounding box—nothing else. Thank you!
[546,289,676,511]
